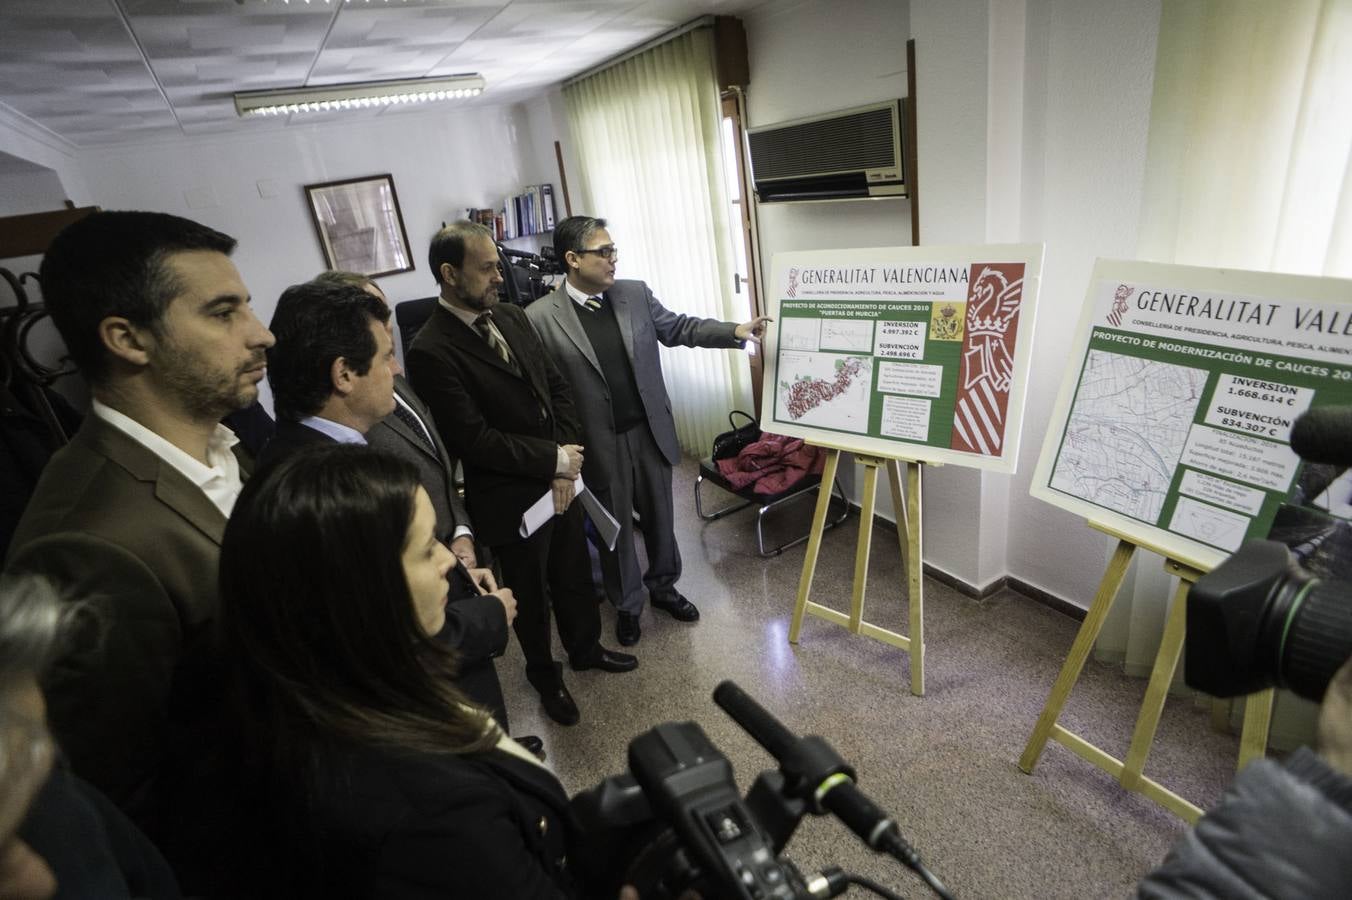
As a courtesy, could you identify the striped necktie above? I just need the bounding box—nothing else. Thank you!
[391,398,436,454]
[583,295,603,312]
[473,311,513,366]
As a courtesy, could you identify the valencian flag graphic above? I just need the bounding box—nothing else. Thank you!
[951,263,1025,455]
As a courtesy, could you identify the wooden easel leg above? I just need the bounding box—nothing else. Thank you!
[850,460,880,634]
[905,461,924,696]
[789,449,841,644]
[1237,688,1274,770]
[1120,577,1191,790]
[888,459,909,572]
[1019,539,1137,773]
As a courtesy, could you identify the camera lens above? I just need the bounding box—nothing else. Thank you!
[1187,539,1352,701]
[1264,575,1352,702]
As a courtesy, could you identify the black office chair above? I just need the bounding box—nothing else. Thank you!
[394,296,439,358]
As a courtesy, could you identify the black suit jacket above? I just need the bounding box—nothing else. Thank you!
[406,302,583,547]
[255,419,332,470]
[245,743,575,899]
[367,375,471,543]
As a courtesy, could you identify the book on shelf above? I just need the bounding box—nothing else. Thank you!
[499,184,559,240]
[464,207,505,241]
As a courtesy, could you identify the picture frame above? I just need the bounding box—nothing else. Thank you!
[303,174,413,278]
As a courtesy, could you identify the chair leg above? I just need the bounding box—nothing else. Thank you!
[754,477,851,558]
[695,474,755,522]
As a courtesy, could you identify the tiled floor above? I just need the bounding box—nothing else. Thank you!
[495,459,1239,900]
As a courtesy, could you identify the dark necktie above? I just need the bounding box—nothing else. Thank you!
[392,399,436,454]
[583,295,603,312]
[474,311,513,366]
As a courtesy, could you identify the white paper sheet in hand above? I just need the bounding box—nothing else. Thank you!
[518,477,622,551]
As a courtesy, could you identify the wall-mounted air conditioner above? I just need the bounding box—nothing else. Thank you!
[747,99,906,203]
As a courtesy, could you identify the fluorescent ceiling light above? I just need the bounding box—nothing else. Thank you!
[233,74,485,118]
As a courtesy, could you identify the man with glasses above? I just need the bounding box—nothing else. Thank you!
[527,216,769,646]
[406,220,636,727]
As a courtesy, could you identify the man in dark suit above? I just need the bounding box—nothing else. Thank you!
[406,221,636,726]
[4,210,275,874]
[261,278,521,732]
[527,216,769,646]
[310,270,479,569]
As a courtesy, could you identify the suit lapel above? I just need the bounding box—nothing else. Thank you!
[547,289,604,378]
[86,417,229,545]
[494,308,551,408]
[388,378,441,464]
[608,284,638,362]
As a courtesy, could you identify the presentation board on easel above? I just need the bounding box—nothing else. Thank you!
[1021,259,1352,821]
[1031,259,1352,570]
[759,244,1044,695]
[760,244,1045,468]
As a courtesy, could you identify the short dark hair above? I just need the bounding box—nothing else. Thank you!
[266,280,390,421]
[553,215,607,268]
[38,211,237,383]
[312,269,379,296]
[427,220,495,287]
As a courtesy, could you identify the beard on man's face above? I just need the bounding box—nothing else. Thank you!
[159,344,266,421]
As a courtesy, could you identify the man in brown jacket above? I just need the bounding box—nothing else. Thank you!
[5,210,274,875]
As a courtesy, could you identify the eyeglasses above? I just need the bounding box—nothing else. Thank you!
[575,245,618,261]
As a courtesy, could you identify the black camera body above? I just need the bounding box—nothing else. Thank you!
[1186,405,1352,702]
[571,721,813,899]
[571,682,949,900]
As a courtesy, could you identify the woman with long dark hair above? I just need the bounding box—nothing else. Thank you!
[215,444,576,898]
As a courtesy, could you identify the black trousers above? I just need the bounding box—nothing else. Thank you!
[443,563,510,731]
[492,501,601,687]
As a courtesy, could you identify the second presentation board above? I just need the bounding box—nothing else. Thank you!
[760,244,1045,473]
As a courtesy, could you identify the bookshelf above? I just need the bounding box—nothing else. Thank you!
[465,183,557,243]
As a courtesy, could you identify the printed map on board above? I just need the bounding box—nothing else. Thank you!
[1049,350,1207,522]
[777,352,872,433]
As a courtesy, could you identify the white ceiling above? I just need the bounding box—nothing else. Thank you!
[0,0,772,147]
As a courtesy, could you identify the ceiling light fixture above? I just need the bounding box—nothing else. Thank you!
[233,74,485,118]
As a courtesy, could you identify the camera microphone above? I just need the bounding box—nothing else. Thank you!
[1290,406,1352,466]
[712,681,953,899]
[713,682,898,845]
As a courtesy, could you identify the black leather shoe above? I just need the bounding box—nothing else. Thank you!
[536,682,580,726]
[651,593,700,622]
[514,734,546,761]
[616,611,641,646]
[571,647,638,673]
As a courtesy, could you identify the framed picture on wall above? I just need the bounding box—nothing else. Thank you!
[303,174,413,277]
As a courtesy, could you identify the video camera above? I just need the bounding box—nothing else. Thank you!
[571,681,953,900]
[1187,405,1352,702]
[496,244,563,306]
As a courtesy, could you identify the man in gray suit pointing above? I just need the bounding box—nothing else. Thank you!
[527,216,769,646]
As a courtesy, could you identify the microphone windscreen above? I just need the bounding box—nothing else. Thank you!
[1289,406,1352,466]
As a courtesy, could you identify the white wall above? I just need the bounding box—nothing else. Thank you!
[0,103,91,211]
[744,0,913,260]
[72,104,536,394]
[1003,0,1161,605]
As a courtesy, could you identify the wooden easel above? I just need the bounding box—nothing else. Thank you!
[1018,522,1275,823]
[789,448,926,696]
